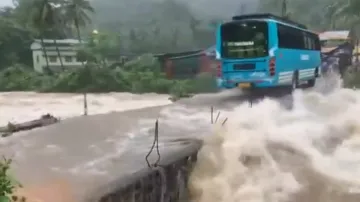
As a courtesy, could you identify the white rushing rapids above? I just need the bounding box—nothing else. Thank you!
[188,77,360,202]
[0,92,171,125]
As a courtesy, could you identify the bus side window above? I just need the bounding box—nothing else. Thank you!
[313,36,321,51]
[277,23,305,50]
[302,32,308,49]
[304,33,314,50]
[308,35,313,50]
[310,36,315,50]
[278,24,292,48]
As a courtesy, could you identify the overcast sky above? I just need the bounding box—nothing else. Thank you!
[0,0,12,6]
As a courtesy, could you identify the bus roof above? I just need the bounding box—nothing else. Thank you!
[232,13,307,29]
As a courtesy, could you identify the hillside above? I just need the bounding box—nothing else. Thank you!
[90,0,258,29]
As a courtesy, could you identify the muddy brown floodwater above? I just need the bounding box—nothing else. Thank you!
[3,74,360,202]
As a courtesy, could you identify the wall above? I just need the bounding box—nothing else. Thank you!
[161,53,217,79]
[86,139,202,202]
[31,41,83,73]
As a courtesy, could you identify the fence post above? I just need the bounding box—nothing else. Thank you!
[165,59,173,79]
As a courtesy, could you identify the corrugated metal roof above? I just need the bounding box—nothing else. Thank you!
[319,30,350,40]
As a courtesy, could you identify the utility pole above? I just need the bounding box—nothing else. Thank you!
[281,0,287,18]
[238,3,246,15]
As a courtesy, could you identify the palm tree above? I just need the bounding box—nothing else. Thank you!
[335,0,360,63]
[50,5,66,69]
[336,0,360,29]
[31,0,64,72]
[281,0,287,17]
[338,0,360,15]
[31,0,51,71]
[61,0,94,115]
[324,1,341,29]
[280,0,293,19]
[62,0,94,43]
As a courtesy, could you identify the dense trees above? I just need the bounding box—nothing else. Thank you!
[0,0,358,94]
[0,0,219,98]
[2,0,358,70]
[0,0,219,69]
[257,0,360,31]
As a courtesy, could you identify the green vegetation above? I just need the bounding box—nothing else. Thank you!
[259,0,360,31]
[0,0,219,98]
[0,0,358,97]
[343,67,360,88]
[0,59,209,97]
[0,157,21,202]
[90,0,360,34]
[0,0,359,195]
[1,0,360,197]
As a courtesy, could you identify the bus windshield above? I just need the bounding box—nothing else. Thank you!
[220,21,268,59]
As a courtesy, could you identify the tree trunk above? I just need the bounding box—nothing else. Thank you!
[53,39,64,70]
[356,39,359,62]
[75,22,88,116]
[37,3,50,73]
[40,37,50,73]
[356,25,359,64]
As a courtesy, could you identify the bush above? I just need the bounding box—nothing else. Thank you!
[120,54,174,93]
[190,72,218,93]
[0,64,42,91]
[0,55,219,99]
[0,157,20,202]
[42,64,130,93]
[343,68,360,88]
[170,80,193,98]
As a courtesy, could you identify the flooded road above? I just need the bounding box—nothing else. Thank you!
[1,74,359,202]
[0,92,171,125]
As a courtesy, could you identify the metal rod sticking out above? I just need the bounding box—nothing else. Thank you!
[215,111,221,123]
[211,106,214,124]
[222,118,228,125]
[145,119,160,167]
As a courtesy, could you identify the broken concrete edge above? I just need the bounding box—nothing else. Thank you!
[0,114,60,136]
[168,94,195,102]
[84,138,203,202]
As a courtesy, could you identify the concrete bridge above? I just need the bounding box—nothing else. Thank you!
[1,91,256,202]
[0,73,344,202]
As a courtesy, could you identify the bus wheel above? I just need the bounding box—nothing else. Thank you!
[307,68,318,88]
[290,71,299,91]
[315,67,320,78]
[307,78,316,87]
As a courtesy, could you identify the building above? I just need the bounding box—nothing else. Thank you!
[318,30,356,53]
[155,45,218,79]
[30,39,83,73]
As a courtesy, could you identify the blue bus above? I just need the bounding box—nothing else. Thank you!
[215,14,321,91]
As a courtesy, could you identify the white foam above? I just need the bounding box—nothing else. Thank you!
[0,92,171,125]
[189,83,360,201]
